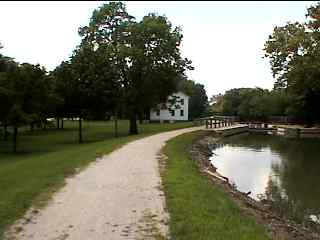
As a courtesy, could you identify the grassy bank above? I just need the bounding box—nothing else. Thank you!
[0,120,193,238]
[162,131,269,240]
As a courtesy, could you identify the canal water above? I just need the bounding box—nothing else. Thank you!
[210,133,320,223]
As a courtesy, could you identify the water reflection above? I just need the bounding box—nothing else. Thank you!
[210,133,320,223]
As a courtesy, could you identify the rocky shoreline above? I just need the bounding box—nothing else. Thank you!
[190,135,320,240]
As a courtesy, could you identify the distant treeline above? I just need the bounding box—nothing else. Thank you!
[210,88,291,122]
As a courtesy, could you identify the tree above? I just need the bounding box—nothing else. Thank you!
[264,2,320,124]
[179,79,209,119]
[70,44,122,142]
[0,51,16,140]
[52,61,78,120]
[7,104,30,152]
[78,2,134,136]
[124,14,192,133]
[79,2,193,135]
[52,60,86,143]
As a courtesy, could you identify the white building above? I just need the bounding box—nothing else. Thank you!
[150,91,189,122]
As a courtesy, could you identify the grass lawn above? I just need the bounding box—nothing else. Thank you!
[162,131,269,240]
[0,120,193,238]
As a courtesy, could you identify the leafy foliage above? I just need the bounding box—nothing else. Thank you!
[210,88,290,121]
[179,79,209,120]
[77,2,193,133]
[264,2,320,124]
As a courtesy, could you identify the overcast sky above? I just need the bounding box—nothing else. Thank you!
[0,1,315,97]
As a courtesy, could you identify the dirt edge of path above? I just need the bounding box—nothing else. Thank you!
[190,134,320,240]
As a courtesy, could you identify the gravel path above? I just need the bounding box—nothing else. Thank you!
[8,126,202,240]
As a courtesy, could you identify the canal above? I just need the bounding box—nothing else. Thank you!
[210,133,320,223]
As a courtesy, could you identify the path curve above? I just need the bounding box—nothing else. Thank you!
[8,126,203,240]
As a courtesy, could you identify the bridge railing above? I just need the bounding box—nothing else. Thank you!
[193,116,237,129]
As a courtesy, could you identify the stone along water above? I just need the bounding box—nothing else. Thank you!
[210,133,320,223]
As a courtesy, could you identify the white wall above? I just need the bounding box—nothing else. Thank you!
[150,92,189,121]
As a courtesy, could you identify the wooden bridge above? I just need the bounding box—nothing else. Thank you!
[193,116,248,136]
[193,116,237,129]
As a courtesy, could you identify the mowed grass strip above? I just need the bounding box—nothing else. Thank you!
[0,120,193,238]
[162,131,269,240]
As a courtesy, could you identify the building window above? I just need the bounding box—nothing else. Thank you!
[156,110,160,116]
[170,110,175,116]
[180,109,184,116]
[181,99,184,105]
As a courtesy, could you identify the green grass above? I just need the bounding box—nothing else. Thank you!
[162,131,269,240]
[0,120,193,238]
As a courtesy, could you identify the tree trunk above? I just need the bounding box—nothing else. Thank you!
[138,111,143,124]
[30,123,34,132]
[114,110,118,138]
[4,123,8,141]
[57,117,60,129]
[129,110,138,135]
[79,117,83,143]
[43,119,46,130]
[145,108,150,121]
[13,126,18,153]
[61,118,64,129]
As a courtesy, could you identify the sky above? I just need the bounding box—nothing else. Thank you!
[0,1,316,97]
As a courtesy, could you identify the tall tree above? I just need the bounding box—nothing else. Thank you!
[79,2,193,135]
[123,14,192,133]
[264,2,320,124]
[78,2,133,136]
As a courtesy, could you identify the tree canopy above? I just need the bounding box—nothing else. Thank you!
[76,2,193,134]
[264,2,320,124]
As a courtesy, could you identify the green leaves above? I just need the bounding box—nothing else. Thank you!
[53,2,193,133]
[7,104,30,127]
[264,2,320,123]
[79,1,134,48]
[215,88,291,121]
